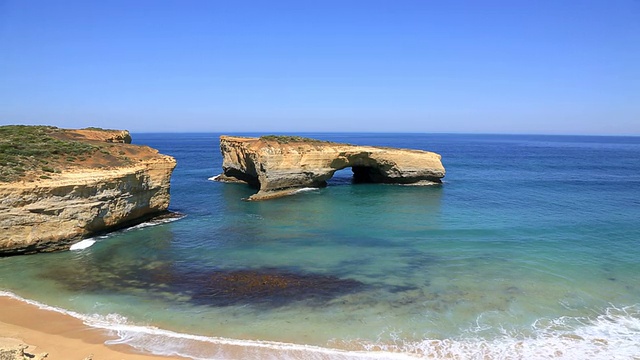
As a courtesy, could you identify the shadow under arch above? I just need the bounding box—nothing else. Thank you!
[325,165,391,186]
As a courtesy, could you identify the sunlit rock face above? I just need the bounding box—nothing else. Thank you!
[217,135,445,200]
[0,129,176,255]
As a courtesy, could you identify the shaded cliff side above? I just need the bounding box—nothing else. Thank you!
[217,135,445,200]
[0,126,176,255]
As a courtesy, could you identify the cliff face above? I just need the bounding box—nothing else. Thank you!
[0,127,176,255]
[218,135,445,200]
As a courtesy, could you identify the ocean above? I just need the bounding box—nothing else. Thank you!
[1,133,639,359]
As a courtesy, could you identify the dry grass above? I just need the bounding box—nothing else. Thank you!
[0,125,157,182]
[259,135,334,144]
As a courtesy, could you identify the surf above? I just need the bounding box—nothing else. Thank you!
[2,290,638,359]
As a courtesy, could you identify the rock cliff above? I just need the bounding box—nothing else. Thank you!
[0,126,176,255]
[217,135,445,200]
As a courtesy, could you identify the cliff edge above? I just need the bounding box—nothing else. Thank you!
[217,135,445,200]
[0,126,176,255]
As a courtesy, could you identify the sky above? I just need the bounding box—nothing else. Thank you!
[0,1,638,134]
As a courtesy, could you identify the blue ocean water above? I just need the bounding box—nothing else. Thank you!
[1,133,640,359]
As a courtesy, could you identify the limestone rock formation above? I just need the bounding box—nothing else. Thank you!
[217,135,445,200]
[0,127,176,255]
[61,128,132,144]
[0,338,47,360]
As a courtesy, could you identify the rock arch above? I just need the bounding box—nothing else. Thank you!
[216,136,445,200]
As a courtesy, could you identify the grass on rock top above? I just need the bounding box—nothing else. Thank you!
[259,135,334,144]
[0,125,134,182]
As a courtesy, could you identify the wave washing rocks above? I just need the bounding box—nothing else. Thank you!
[216,135,445,200]
[0,126,176,255]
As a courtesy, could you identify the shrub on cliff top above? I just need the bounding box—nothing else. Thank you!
[0,125,98,182]
[260,135,332,144]
[83,126,117,131]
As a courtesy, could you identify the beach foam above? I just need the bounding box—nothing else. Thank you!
[1,291,638,359]
[0,291,409,359]
[348,305,640,359]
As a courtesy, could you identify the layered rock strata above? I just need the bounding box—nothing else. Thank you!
[0,128,176,255]
[217,135,445,200]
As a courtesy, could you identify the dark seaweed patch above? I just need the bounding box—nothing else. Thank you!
[186,268,365,307]
[42,262,365,308]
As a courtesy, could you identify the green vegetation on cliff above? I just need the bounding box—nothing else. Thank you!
[0,125,140,183]
[260,135,333,144]
[0,126,98,182]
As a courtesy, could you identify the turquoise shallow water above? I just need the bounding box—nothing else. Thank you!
[1,133,640,359]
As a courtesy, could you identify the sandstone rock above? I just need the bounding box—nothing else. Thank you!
[0,338,47,360]
[64,128,132,143]
[217,135,445,200]
[0,128,176,255]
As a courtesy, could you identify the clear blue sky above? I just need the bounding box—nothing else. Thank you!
[1,1,638,134]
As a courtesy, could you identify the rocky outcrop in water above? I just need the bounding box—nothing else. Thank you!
[0,127,176,255]
[217,135,445,200]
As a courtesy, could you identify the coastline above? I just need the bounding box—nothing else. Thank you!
[0,295,187,360]
[2,133,639,360]
[0,293,411,360]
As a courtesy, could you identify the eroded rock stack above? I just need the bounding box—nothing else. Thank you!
[217,135,445,200]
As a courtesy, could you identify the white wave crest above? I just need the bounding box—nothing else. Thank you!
[69,239,96,251]
[0,291,409,360]
[399,180,441,186]
[352,305,640,359]
[1,291,639,359]
[125,214,185,231]
[292,187,320,194]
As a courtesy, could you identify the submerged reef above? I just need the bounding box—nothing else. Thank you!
[190,268,365,307]
[44,262,365,308]
[216,135,445,200]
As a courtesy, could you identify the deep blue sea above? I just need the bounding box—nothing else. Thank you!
[1,133,640,359]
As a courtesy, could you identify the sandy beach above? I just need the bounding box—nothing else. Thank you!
[0,296,185,360]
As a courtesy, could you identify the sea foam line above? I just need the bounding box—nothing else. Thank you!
[350,305,640,359]
[67,214,185,251]
[2,290,639,359]
[0,291,411,360]
[292,187,320,194]
[124,213,185,231]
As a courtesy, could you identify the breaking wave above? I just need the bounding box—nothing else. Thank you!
[67,213,184,251]
[292,187,320,194]
[69,239,97,251]
[347,305,640,359]
[124,213,185,231]
[1,291,638,359]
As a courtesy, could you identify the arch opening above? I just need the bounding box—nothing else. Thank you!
[326,166,385,186]
[326,167,353,186]
[222,168,261,189]
[352,165,385,183]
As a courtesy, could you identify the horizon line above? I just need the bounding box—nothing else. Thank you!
[129,131,640,138]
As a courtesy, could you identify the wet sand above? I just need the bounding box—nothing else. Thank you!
[0,296,186,360]
[0,295,407,360]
